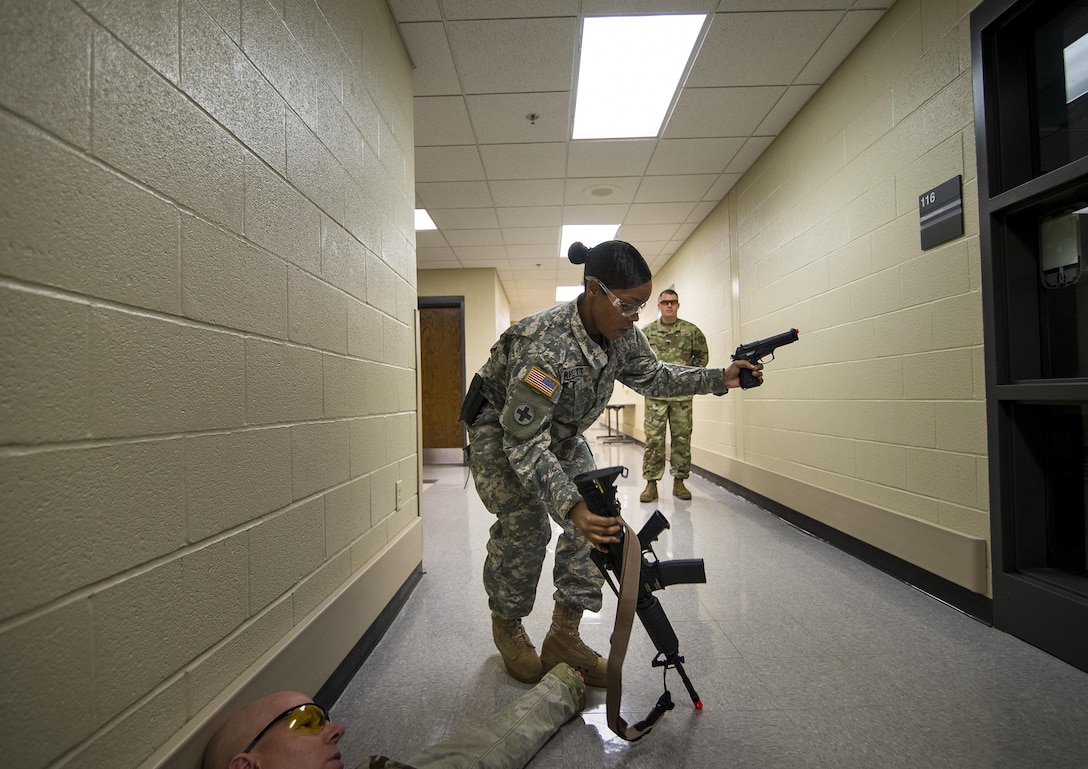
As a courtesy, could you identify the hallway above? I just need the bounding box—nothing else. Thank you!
[332,426,1088,769]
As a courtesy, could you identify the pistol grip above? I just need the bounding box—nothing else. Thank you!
[739,367,761,389]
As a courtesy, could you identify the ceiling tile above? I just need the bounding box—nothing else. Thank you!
[726,136,775,173]
[416,230,450,248]
[415,145,486,181]
[446,18,577,94]
[496,206,563,227]
[429,207,500,229]
[664,86,785,138]
[444,228,504,246]
[756,85,821,135]
[626,201,699,224]
[465,92,572,144]
[618,223,682,242]
[716,0,854,11]
[686,202,717,221]
[454,245,509,262]
[706,173,742,204]
[416,180,493,208]
[561,203,630,224]
[414,96,475,146]
[508,244,562,261]
[646,137,746,176]
[634,175,717,204]
[442,0,581,20]
[479,143,569,180]
[489,178,566,207]
[583,0,718,12]
[416,247,459,267]
[688,11,841,87]
[399,22,460,96]
[502,226,561,245]
[562,177,638,205]
[798,10,886,83]
[566,140,656,178]
[387,0,442,22]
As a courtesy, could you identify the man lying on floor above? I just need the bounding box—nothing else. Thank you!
[202,662,586,769]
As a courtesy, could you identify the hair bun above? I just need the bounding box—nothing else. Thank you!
[567,241,589,265]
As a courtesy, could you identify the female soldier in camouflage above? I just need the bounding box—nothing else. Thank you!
[464,240,761,686]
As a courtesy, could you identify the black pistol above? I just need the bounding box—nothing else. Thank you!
[731,327,800,388]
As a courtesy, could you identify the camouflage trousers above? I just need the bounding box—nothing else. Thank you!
[467,419,604,619]
[642,397,694,480]
[364,663,583,769]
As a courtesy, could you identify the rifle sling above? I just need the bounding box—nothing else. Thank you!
[605,516,670,741]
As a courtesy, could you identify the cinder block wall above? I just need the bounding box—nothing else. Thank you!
[0,2,418,768]
[647,0,989,590]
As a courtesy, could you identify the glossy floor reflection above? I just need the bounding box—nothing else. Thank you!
[332,426,1088,769]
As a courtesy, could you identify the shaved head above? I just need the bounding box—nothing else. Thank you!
[203,691,344,769]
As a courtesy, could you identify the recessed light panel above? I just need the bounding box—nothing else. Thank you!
[415,209,437,230]
[572,14,706,140]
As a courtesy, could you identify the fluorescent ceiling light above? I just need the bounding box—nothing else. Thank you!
[555,285,583,302]
[1065,32,1088,102]
[572,14,705,140]
[415,208,437,230]
[560,223,620,257]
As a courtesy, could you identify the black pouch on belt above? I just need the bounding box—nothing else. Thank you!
[459,373,486,425]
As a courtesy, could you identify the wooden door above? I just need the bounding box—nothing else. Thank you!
[419,304,464,449]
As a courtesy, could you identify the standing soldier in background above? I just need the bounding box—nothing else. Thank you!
[640,289,709,502]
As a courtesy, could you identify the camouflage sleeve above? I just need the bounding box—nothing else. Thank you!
[362,757,418,769]
[691,322,709,367]
[497,338,582,523]
[618,327,727,397]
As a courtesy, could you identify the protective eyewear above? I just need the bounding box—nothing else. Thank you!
[243,702,330,753]
[590,277,646,318]
[658,299,678,306]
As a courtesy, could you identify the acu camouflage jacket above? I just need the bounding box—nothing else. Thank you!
[472,299,727,520]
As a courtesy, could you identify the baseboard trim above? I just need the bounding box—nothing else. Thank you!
[701,468,994,623]
[316,563,423,706]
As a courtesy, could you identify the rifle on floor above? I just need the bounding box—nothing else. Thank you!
[574,465,706,740]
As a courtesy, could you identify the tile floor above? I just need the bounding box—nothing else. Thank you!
[332,426,1088,769]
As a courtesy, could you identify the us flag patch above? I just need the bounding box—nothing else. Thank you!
[523,366,558,397]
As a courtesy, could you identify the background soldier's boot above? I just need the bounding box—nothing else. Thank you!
[639,480,658,502]
[673,478,692,500]
[540,603,608,687]
[492,615,543,683]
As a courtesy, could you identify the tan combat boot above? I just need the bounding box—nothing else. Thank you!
[540,603,608,687]
[492,615,543,683]
[673,478,692,500]
[639,480,658,502]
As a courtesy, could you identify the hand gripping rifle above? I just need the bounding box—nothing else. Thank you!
[732,327,800,388]
[574,465,706,741]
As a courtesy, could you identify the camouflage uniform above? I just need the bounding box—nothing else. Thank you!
[641,317,709,481]
[361,663,583,769]
[466,300,727,619]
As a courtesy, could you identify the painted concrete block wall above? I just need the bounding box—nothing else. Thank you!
[0,1,417,768]
[417,267,511,384]
[655,0,989,570]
